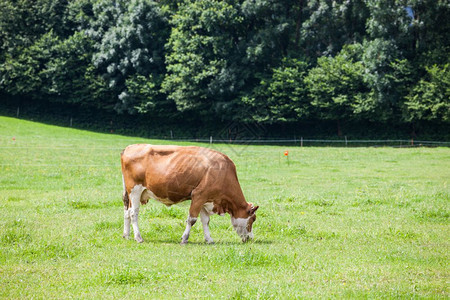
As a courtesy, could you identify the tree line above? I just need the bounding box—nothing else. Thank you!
[1,0,449,136]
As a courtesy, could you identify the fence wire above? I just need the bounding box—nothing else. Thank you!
[0,137,450,150]
[169,138,450,147]
[1,137,449,148]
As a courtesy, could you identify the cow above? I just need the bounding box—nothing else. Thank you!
[120,144,259,244]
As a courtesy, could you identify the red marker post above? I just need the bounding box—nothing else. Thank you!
[284,150,290,166]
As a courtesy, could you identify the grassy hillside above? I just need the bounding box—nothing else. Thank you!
[0,116,448,298]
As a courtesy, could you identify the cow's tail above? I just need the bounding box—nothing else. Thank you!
[122,174,130,209]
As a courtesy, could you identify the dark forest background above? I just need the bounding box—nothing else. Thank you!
[1,0,449,139]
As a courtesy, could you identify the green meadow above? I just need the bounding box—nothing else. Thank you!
[0,116,448,299]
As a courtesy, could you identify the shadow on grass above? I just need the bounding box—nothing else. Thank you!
[128,237,273,246]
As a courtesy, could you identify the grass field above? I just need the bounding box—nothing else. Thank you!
[0,116,448,299]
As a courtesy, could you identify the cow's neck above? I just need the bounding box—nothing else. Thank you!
[224,190,249,219]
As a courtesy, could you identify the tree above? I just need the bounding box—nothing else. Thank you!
[300,0,369,57]
[402,0,450,63]
[359,38,406,121]
[0,0,73,99]
[0,32,59,99]
[0,0,71,52]
[241,58,310,123]
[162,0,243,119]
[42,31,115,108]
[404,64,450,123]
[306,45,368,134]
[88,0,169,113]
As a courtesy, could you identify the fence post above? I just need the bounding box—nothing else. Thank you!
[345,136,348,147]
[16,107,20,118]
[301,137,303,147]
[70,117,73,127]
[210,136,213,145]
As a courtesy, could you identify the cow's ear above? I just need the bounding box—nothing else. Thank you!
[249,205,259,215]
[247,203,253,215]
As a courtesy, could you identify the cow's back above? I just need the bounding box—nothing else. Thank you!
[121,144,237,203]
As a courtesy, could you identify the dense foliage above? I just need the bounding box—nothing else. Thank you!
[1,0,449,136]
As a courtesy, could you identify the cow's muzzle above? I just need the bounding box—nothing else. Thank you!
[241,232,254,242]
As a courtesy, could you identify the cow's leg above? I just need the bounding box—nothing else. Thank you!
[200,205,214,244]
[122,190,131,239]
[180,215,197,245]
[181,200,205,244]
[129,184,145,243]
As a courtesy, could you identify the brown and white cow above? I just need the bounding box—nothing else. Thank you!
[120,144,259,244]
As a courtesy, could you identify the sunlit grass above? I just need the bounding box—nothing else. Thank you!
[0,116,448,298]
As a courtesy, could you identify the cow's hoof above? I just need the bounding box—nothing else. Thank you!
[205,240,215,245]
[135,237,144,243]
[180,240,188,245]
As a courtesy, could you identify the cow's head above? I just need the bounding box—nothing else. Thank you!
[231,204,259,242]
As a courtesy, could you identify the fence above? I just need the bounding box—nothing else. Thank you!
[2,134,449,148]
[170,137,450,147]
